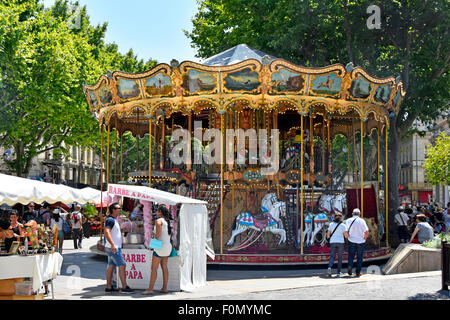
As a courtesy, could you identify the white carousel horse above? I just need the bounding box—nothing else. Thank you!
[298,212,331,247]
[226,195,287,248]
[332,194,346,214]
[319,194,334,212]
[319,194,347,214]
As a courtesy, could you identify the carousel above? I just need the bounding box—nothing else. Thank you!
[84,44,405,265]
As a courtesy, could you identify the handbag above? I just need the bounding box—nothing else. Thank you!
[168,247,178,258]
[326,222,342,247]
[149,238,162,250]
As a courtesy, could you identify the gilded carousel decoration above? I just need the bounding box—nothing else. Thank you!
[85,44,405,264]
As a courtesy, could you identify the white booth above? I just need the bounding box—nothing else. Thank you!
[106,184,214,291]
[0,173,102,299]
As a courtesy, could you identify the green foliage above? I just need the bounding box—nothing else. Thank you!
[422,233,450,249]
[0,0,157,178]
[83,204,97,218]
[187,0,450,130]
[423,132,450,186]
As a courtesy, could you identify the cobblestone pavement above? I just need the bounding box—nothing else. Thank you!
[51,236,449,300]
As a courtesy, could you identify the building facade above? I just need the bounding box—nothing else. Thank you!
[1,144,105,189]
[398,121,433,205]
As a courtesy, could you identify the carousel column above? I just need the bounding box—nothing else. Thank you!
[274,110,280,198]
[360,119,364,217]
[187,111,192,171]
[115,120,118,183]
[377,125,381,190]
[106,122,110,186]
[309,114,315,210]
[100,124,104,242]
[327,117,332,189]
[160,112,165,170]
[347,138,351,184]
[300,114,304,254]
[220,112,224,255]
[148,114,152,187]
[385,124,389,247]
[120,133,123,182]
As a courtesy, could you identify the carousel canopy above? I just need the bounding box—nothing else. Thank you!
[201,44,277,66]
[0,173,102,206]
[84,44,406,137]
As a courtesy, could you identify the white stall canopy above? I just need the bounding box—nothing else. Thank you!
[0,173,102,206]
[107,183,213,291]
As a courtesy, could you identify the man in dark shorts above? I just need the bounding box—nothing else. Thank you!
[104,203,134,294]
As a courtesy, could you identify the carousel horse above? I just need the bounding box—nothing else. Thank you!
[318,194,347,215]
[332,194,346,214]
[298,212,331,247]
[319,194,334,213]
[226,196,287,248]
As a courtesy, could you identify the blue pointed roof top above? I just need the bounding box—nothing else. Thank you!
[201,44,278,66]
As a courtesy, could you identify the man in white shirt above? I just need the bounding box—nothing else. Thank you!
[394,206,410,243]
[346,208,369,277]
[70,204,83,249]
[104,203,134,293]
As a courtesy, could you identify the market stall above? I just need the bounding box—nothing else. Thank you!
[0,173,102,299]
[106,183,211,291]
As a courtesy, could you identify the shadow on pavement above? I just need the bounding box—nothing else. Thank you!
[69,284,177,300]
[408,290,450,300]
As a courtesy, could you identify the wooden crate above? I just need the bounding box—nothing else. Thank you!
[12,293,44,300]
[0,278,24,296]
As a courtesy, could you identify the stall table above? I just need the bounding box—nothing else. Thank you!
[0,253,63,300]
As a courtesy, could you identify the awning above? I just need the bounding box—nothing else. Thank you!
[0,173,102,206]
[106,184,207,205]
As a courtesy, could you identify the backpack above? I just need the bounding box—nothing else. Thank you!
[62,220,71,234]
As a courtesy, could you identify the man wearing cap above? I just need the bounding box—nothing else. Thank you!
[23,203,38,223]
[394,206,410,243]
[70,204,83,249]
[346,208,369,277]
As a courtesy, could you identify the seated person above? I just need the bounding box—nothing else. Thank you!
[0,219,16,252]
[293,130,302,147]
[410,214,434,244]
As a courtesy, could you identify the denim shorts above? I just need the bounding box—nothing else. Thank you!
[105,247,126,267]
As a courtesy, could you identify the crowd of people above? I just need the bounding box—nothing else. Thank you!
[0,201,103,255]
[326,201,450,277]
[395,202,450,244]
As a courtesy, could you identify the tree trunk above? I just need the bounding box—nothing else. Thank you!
[387,117,401,247]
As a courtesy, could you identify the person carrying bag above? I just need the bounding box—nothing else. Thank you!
[326,212,349,277]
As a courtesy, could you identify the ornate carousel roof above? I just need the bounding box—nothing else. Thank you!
[84,44,406,136]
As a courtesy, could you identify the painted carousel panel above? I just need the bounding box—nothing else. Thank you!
[98,84,112,105]
[181,70,217,94]
[310,72,342,96]
[271,68,306,93]
[87,91,99,108]
[116,79,140,100]
[144,73,173,96]
[223,68,261,92]
[349,77,372,100]
[374,84,392,104]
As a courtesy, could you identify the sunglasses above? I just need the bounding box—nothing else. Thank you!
[114,207,122,210]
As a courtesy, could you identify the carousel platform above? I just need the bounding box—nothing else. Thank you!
[208,247,392,266]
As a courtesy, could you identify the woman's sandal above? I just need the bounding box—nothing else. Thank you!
[158,289,169,293]
[142,290,154,295]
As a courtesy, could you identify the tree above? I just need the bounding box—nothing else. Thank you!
[0,0,157,180]
[186,0,450,245]
[0,0,101,176]
[423,132,450,186]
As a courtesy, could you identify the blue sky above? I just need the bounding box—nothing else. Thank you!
[42,0,201,64]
